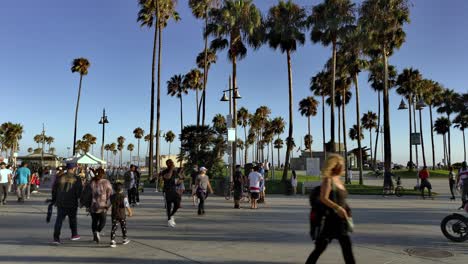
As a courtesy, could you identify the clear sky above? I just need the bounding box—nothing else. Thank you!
[1,0,466,166]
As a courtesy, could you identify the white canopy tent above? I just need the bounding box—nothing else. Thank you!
[66,152,107,165]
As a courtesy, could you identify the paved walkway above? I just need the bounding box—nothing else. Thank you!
[0,178,466,264]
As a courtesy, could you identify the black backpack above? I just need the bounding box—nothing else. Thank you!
[309,185,326,240]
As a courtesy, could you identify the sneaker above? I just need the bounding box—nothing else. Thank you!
[51,240,61,246]
[110,240,117,248]
[2,200,6,205]
[171,216,176,226]
[71,235,81,241]
[122,238,130,245]
[136,202,140,206]
[95,232,101,243]
[167,219,175,228]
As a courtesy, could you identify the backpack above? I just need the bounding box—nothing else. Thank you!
[80,183,92,208]
[309,185,326,241]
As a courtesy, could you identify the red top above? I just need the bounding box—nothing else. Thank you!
[419,169,429,180]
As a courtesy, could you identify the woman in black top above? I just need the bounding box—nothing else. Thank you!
[161,159,180,228]
[306,154,355,264]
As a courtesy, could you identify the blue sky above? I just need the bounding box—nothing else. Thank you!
[1,0,466,166]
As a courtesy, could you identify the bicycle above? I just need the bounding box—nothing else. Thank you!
[224,183,250,202]
[382,176,404,197]
[441,213,468,242]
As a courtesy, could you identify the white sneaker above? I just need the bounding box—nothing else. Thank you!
[168,218,176,228]
[170,216,176,227]
[110,240,117,248]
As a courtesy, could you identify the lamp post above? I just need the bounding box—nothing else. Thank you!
[98,109,109,162]
[220,77,242,183]
[416,96,426,168]
[397,98,412,171]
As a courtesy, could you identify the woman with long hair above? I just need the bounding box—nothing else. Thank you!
[89,168,113,243]
[306,154,355,264]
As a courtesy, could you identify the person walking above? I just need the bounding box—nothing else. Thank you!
[418,166,433,199]
[0,162,12,205]
[15,162,31,203]
[161,159,181,227]
[135,166,141,205]
[88,168,113,243]
[109,182,133,248]
[51,163,83,245]
[233,165,244,209]
[248,165,263,209]
[457,162,468,209]
[190,165,199,206]
[194,167,213,215]
[448,166,456,200]
[306,154,355,264]
[291,170,298,196]
[124,165,138,207]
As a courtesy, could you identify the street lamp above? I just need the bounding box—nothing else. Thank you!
[398,99,408,110]
[99,109,109,162]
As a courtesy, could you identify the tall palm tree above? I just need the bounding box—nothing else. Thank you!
[138,0,180,178]
[453,113,467,162]
[71,57,90,156]
[359,0,410,174]
[144,134,151,157]
[45,136,55,152]
[212,114,227,135]
[434,117,451,167]
[133,127,145,166]
[82,133,97,154]
[437,89,459,166]
[196,48,218,125]
[265,0,307,181]
[361,111,377,166]
[254,106,271,161]
[236,138,244,165]
[247,131,256,163]
[189,0,220,126]
[349,124,364,142]
[104,144,111,162]
[368,60,397,168]
[167,74,189,132]
[164,130,176,156]
[310,71,330,157]
[422,80,443,169]
[274,138,284,169]
[298,96,319,158]
[184,69,204,124]
[117,136,126,167]
[207,0,262,177]
[109,143,117,166]
[237,107,250,164]
[33,134,43,148]
[0,122,23,161]
[309,0,355,153]
[127,143,135,164]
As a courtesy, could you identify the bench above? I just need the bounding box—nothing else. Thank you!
[302,181,320,195]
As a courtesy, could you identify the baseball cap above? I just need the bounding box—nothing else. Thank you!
[66,162,78,169]
[199,166,207,172]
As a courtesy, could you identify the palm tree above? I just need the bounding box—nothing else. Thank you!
[189,0,220,126]
[164,130,176,156]
[109,143,117,166]
[274,138,284,169]
[298,96,319,158]
[207,0,262,177]
[349,124,364,142]
[33,134,43,148]
[236,138,244,165]
[361,111,377,166]
[104,144,111,162]
[75,140,90,154]
[422,80,443,169]
[133,127,145,166]
[434,117,451,167]
[49,147,56,155]
[310,71,330,157]
[82,133,96,154]
[368,60,397,168]
[45,136,55,152]
[0,123,23,161]
[184,69,204,125]
[27,147,33,154]
[195,49,217,124]
[309,0,355,153]
[265,0,307,181]
[127,144,135,164]
[247,131,256,163]
[212,114,227,135]
[138,0,180,179]
[167,74,189,132]
[437,89,459,166]
[117,136,126,167]
[359,0,410,173]
[144,134,151,157]
[237,107,250,164]
[71,57,90,156]
[453,113,467,162]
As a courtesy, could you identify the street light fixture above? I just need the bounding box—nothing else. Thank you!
[398,99,408,110]
[99,109,109,162]
[220,92,229,102]
[415,98,426,110]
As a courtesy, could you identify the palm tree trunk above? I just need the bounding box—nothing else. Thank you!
[463,129,466,162]
[180,96,184,132]
[373,91,380,169]
[155,25,162,174]
[322,94,326,158]
[330,41,337,153]
[338,105,341,154]
[443,134,447,166]
[129,151,132,164]
[201,12,209,127]
[72,74,83,156]
[447,114,452,166]
[283,50,294,181]
[308,116,312,158]
[169,142,171,157]
[232,55,238,177]
[342,89,348,183]
[409,99,413,170]
[354,75,363,185]
[244,126,248,166]
[418,109,426,167]
[137,139,141,167]
[429,105,435,169]
[196,89,200,126]
[148,17,158,181]
[412,98,419,169]
[382,48,392,174]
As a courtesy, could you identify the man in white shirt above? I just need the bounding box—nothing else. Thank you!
[0,162,12,205]
[248,165,263,209]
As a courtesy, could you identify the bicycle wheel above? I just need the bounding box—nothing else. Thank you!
[395,186,404,197]
[441,214,468,242]
[224,189,231,200]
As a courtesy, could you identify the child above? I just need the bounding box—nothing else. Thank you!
[109,183,133,248]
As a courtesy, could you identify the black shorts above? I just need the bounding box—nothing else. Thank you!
[233,188,242,200]
[250,192,259,200]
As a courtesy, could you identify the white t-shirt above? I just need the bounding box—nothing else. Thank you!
[248,171,263,193]
[0,168,12,184]
[291,177,298,187]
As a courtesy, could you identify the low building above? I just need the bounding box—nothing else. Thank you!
[17,153,63,168]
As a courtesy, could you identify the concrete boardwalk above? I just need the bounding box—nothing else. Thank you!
[0,178,467,264]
